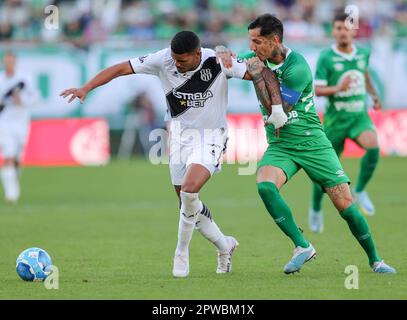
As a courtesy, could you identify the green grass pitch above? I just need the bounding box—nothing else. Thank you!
[0,157,406,299]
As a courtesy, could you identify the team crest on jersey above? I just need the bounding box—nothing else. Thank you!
[200,68,212,81]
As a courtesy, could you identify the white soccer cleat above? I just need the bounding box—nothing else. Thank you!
[354,190,375,216]
[308,208,324,233]
[216,236,239,274]
[372,260,396,274]
[283,243,316,274]
[172,253,189,278]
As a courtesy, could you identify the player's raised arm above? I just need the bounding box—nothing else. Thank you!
[60,61,133,103]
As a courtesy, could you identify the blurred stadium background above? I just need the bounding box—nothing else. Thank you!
[0,0,406,299]
[0,0,406,162]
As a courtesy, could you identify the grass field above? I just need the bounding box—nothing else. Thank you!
[0,157,406,299]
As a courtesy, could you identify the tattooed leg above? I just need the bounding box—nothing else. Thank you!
[325,183,353,211]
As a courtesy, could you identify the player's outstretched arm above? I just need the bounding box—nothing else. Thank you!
[60,61,133,103]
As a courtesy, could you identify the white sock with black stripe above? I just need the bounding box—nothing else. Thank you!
[195,203,228,252]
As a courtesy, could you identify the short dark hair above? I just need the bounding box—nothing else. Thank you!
[171,31,200,54]
[333,12,350,24]
[248,14,283,42]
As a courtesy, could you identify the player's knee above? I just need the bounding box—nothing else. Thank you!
[335,195,354,212]
[364,140,379,149]
[180,191,201,217]
[359,132,379,149]
[3,158,15,167]
[181,181,201,193]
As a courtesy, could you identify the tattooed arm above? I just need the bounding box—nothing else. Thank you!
[246,57,288,129]
[262,67,293,113]
[246,57,272,116]
[261,67,282,105]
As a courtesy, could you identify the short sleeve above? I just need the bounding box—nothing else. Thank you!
[283,62,312,94]
[314,53,328,86]
[129,49,166,76]
[220,58,247,79]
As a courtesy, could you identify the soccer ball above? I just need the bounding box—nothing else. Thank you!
[16,247,53,282]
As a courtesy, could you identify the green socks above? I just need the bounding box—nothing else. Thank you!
[257,182,309,248]
[355,147,380,193]
[312,183,324,212]
[340,203,381,265]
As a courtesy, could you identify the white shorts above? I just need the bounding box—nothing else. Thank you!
[0,125,29,160]
[169,129,228,186]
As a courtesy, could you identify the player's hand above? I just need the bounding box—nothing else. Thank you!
[337,75,353,92]
[215,45,235,69]
[246,57,264,79]
[265,105,288,129]
[372,96,382,110]
[60,87,88,103]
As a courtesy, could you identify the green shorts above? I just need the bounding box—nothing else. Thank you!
[325,112,376,156]
[258,143,350,189]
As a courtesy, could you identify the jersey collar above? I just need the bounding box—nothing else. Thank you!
[266,47,292,70]
[331,44,358,61]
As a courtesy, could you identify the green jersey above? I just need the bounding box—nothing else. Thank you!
[239,49,330,150]
[314,45,370,125]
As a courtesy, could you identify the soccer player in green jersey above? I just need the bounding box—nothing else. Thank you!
[309,13,382,233]
[217,13,395,274]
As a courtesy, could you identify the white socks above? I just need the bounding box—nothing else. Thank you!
[195,203,228,252]
[176,191,201,255]
[1,166,20,202]
[176,191,229,255]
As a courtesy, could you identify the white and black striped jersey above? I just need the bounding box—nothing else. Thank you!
[129,47,246,139]
[0,71,38,127]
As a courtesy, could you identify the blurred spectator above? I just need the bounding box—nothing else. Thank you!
[0,0,404,44]
[394,0,407,37]
[0,21,14,41]
[118,91,159,158]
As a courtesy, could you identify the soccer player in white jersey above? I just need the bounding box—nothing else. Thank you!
[60,31,247,278]
[0,52,38,204]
